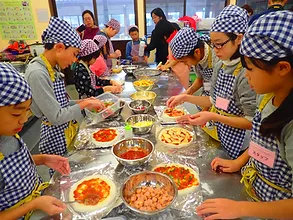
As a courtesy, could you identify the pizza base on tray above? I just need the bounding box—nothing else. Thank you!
[69,175,117,213]
[158,127,193,148]
[90,128,120,147]
[153,163,200,196]
[161,108,186,122]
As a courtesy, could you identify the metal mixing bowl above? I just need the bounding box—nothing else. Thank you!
[128,100,151,114]
[125,114,156,135]
[112,137,154,166]
[121,171,177,216]
[122,65,140,75]
[133,68,161,83]
[133,79,155,91]
[130,91,157,104]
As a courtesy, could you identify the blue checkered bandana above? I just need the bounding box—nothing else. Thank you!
[241,11,293,61]
[211,5,249,33]
[0,63,32,106]
[42,17,81,48]
[170,27,201,59]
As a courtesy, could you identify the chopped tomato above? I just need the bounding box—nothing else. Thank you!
[93,128,117,142]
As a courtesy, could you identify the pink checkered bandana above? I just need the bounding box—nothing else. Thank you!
[105,18,121,32]
[93,35,108,48]
[79,39,99,57]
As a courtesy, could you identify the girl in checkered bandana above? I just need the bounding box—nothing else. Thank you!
[0,63,70,219]
[25,17,105,176]
[74,39,122,98]
[197,11,293,220]
[171,5,257,160]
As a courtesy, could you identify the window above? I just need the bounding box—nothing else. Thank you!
[96,0,135,39]
[236,0,267,14]
[145,0,184,35]
[54,0,136,39]
[186,0,226,19]
[55,0,93,28]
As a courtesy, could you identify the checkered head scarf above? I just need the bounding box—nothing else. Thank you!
[170,27,203,59]
[240,11,293,61]
[42,17,81,48]
[79,39,99,57]
[93,35,108,48]
[105,18,121,32]
[128,25,138,32]
[0,63,32,106]
[211,5,249,33]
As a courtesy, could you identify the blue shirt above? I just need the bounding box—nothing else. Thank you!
[249,4,284,26]
[125,39,149,60]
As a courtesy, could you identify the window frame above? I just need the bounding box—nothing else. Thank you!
[50,0,138,31]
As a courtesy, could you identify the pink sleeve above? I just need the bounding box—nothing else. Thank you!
[90,56,107,77]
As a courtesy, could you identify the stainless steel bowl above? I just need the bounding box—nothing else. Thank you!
[133,79,155,91]
[122,65,140,75]
[125,114,156,135]
[106,100,125,119]
[128,100,151,114]
[112,137,154,166]
[121,171,177,216]
[133,68,161,83]
[130,91,157,104]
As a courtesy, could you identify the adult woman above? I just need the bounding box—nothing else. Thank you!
[145,8,178,64]
[78,10,99,40]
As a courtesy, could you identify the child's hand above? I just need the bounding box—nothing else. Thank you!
[166,95,185,108]
[111,80,122,88]
[114,50,121,58]
[211,157,242,173]
[177,111,215,126]
[43,155,71,175]
[85,98,105,111]
[103,86,122,94]
[196,198,242,220]
[33,196,66,216]
[158,64,169,71]
[132,56,139,62]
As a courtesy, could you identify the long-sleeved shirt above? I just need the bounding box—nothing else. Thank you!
[74,62,111,98]
[145,19,177,64]
[25,57,83,125]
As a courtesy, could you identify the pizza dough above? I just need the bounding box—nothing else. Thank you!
[90,128,120,147]
[158,127,193,148]
[161,107,186,122]
[69,175,117,213]
[153,163,200,196]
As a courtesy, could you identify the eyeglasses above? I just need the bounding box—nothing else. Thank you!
[208,38,231,49]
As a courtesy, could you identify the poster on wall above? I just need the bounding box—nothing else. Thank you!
[0,0,37,40]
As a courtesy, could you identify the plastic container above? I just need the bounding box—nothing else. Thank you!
[138,41,145,57]
[85,93,120,122]
[124,123,134,139]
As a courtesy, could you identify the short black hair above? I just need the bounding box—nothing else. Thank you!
[82,10,96,25]
[79,50,101,62]
[129,26,139,34]
[44,43,69,50]
[187,40,205,57]
[151,8,166,20]
[241,4,253,15]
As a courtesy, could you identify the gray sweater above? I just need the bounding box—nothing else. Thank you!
[25,57,83,125]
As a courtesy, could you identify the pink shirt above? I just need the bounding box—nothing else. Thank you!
[90,55,107,77]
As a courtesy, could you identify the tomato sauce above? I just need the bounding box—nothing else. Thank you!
[120,149,148,160]
[93,128,117,142]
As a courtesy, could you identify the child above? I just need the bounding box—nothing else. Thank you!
[166,27,218,97]
[74,39,122,98]
[125,25,149,63]
[97,18,122,72]
[197,11,293,219]
[168,5,257,159]
[0,63,69,219]
[25,17,105,175]
[90,35,108,77]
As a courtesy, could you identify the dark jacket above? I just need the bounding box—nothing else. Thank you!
[145,19,178,64]
[249,4,284,26]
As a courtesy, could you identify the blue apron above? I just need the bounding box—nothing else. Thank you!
[241,94,292,201]
[0,135,47,220]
